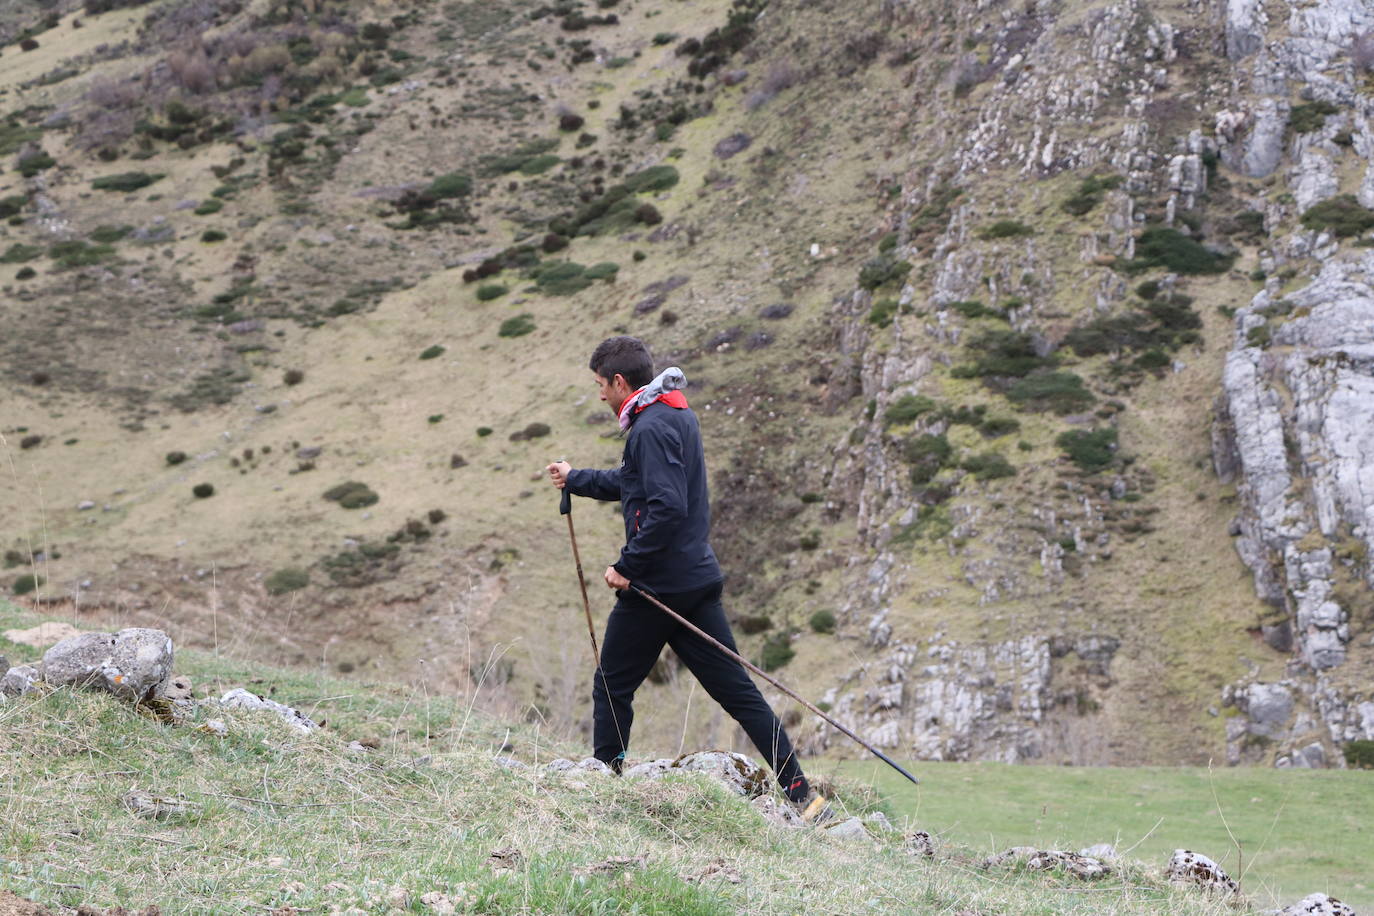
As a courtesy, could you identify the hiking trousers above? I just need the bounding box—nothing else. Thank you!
[591,581,807,798]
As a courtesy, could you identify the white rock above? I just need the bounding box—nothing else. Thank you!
[219,688,318,733]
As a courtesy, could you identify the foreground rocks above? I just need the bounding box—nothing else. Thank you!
[41,628,174,702]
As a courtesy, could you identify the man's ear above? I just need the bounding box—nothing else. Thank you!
[613,373,629,392]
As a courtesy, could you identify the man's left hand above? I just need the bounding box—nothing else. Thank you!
[604,566,629,590]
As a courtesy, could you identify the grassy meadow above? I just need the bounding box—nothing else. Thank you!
[831,757,1374,911]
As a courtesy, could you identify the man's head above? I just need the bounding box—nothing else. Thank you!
[589,336,653,413]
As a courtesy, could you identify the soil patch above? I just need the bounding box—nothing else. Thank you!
[3,621,86,648]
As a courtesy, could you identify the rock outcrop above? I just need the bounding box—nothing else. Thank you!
[41,628,174,702]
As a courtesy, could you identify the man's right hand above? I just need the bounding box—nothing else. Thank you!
[546,460,571,489]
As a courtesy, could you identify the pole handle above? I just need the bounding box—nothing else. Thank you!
[559,487,571,516]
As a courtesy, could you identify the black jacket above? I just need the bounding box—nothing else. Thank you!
[565,400,722,594]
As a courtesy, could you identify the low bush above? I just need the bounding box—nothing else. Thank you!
[265,567,310,595]
[978,220,1034,240]
[419,345,445,360]
[1117,227,1234,274]
[1007,372,1095,414]
[165,451,187,465]
[867,298,900,327]
[49,240,114,268]
[1056,427,1118,472]
[979,416,1020,438]
[1,243,42,263]
[476,284,509,301]
[0,195,27,219]
[18,151,56,177]
[960,451,1015,479]
[200,229,226,243]
[903,433,952,484]
[509,422,551,440]
[13,573,44,595]
[884,394,937,428]
[533,261,592,295]
[1344,739,1374,769]
[759,632,795,671]
[953,329,1048,378]
[427,172,473,199]
[622,164,679,193]
[499,314,537,337]
[15,266,35,280]
[1061,174,1123,216]
[194,199,223,215]
[1289,100,1340,134]
[519,153,561,175]
[583,262,619,281]
[809,609,837,634]
[1300,195,1374,238]
[283,369,304,386]
[858,255,912,291]
[323,481,379,509]
[88,225,133,243]
[192,483,215,498]
[91,171,163,192]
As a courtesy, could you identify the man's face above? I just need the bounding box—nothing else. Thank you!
[594,372,629,415]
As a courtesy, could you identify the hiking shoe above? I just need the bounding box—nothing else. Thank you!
[799,793,835,825]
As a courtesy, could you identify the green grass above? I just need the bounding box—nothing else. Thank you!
[833,758,1374,910]
[0,602,1249,915]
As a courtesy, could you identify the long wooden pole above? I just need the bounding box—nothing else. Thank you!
[629,585,919,787]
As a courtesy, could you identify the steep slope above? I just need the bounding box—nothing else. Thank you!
[1,0,1371,769]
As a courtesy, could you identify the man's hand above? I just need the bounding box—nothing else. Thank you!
[547,460,571,489]
[604,566,629,590]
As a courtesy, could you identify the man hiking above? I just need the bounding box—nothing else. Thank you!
[546,335,816,808]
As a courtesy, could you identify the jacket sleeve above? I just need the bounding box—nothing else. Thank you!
[613,423,687,582]
[564,467,622,501]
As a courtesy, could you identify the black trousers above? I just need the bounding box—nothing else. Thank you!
[591,581,807,797]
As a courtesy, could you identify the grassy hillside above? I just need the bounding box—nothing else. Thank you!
[0,599,1290,914]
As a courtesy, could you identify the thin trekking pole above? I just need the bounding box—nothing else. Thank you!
[560,487,600,662]
[628,584,920,787]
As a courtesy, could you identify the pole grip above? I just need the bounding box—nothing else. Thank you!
[559,487,571,516]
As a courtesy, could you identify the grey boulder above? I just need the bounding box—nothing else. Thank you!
[219,688,319,734]
[41,628,174,702]
[1,664,39,697]
[1281,893,1356,916]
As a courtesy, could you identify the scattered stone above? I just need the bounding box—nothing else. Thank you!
[750,794,804,828]
[219,687,319,733]
[1080,842,1118,861]
[162,675,193,702]
[492,755,527,770]
[419,889,468,914]
[713,132,752,159]
[641,275,689,297]
[574,854,647,876]
[1166,849,1239,895]
[983,847,1109,879]
[42,628,174,703]
[633,294,666,315]
[546,756,613,776]
[486,847,523,871]
[122,789,199,820]
[199,719,228,738]
[681,858,743,884]
[0,664,39,697]
[622,758,673,780]
[78,500,96,511]
[865,811,895,833]
[672,750,767,797]
[904,831,936,857]
[759,303,794,320]
[2,634,56,670]
[824,816,870,841]
[296,446,322,460]
[1280,892,1356,915]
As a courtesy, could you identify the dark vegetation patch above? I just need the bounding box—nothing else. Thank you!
[1057,428,1119,473]
[1063,291,1201,358]
[1288,100,1340,134]
[1300,195,1374,238]
[498,314,537,337]
[265,567,310,595]
[1061,174,1124,216]
[1115,227,1235,274]
[977,220,1034,240]
[1007,373,1095,414]
[170,367,250,412]
[320,540,401,588]
[323,481,379,509]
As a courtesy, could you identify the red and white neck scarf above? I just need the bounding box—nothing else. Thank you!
[618,366,688,431]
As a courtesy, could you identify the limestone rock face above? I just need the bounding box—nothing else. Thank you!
[41,628,174,702]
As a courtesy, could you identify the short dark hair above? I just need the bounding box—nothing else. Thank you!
[589,336,654,388]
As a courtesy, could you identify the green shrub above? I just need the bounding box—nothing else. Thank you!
[892,505,953,544]
[1007,372,1095,414]
[1,243,42,263]
[533,261,592,295]
[17,151,55,177]
[948,300,998,319]
[499,314,537,337]
[1061,174,1123,216]
[91,171,164,192]
[1246,324,1272,348]
[192,483,215,498]
[622,164,679,193]
[960,451,1015,479]
[979,416,1020,438]
[868,298,900,327]
[1056,427,1118,472]
[200,229,227,243]
[1133,348,1171,370]
[652,31,678,45]
[88,224,133,243]
[15,266,35,280]
[978,220,1034,240]
[809,609,837,634]
[1344,739,1374,769]
[194,199,224,216]
[49,240,115,268]
[0,195,27,219]
[1300,195,1374,238]
[954,329,1047,378]
[858,255,912,291]
[427,172,473,199]
[759,632,795,671]
[283,369,304,386]
[323,481,379,509]
[1289,100,1340,134]
[480,138,560,175]
[883,394,937,428]
[265,567,310,595]
[509,422,551,440]
[1117,227,1235,274]
[518,153,561,175]
[903,433,952,484]
[583,262,619,281]
[166,450,187,465]
[13,573,44,595]
[419,345,446,360]
[476,283,509,301]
